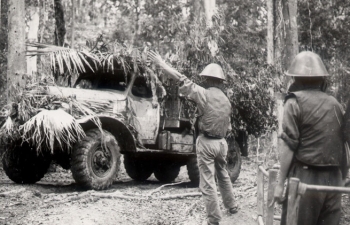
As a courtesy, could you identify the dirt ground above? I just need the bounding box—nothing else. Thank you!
[0,155,350,225]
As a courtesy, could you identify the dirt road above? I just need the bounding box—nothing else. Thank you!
[1,157,350,225]
[0,158,258,225]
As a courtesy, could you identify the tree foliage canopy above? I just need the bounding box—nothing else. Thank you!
[7,0,350,137]
[297,0,350,105]
[82,0,281,137]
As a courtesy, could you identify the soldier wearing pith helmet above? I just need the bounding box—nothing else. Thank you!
[272,51,346,225]
[148,51,238,225]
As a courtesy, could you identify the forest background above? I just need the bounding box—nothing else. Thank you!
[0,0,350,145]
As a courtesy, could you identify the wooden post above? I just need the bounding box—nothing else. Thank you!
[286,178,299,225]
[266,169,278,225]
[257,165,264,220]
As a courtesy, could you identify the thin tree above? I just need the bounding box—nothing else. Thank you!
[71,0,75,48]
[7,0,26,102]
[0,0,8,103]
[203,0,215,27]
[54,0,66,46]
[281,0,298,70]
[267,0,275,65]
[27,5,39,75]
[267,0,298,151]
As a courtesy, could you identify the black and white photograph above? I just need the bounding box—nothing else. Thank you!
[0,0,350,224]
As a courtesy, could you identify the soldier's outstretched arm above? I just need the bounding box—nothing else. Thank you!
[148,51,206,109]
[148,51,185,81]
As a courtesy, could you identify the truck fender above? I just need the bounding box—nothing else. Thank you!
[77,115,137,152]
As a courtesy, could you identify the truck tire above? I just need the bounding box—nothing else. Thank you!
[2,142,51,184]
[124,155,154,181]
[226,138,242,183]
[71,129,121,190]
[186,157,200,186]
[154,162,181,183]
[236,130,249,156]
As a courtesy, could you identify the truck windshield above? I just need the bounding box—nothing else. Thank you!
[74,72,132,92]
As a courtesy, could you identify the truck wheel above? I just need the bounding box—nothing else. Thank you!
[2,142,51,184]
[186,157,200,186]
[226,138,242,183]
[154,162,181,183]
[71,129,121,190]
[53,150,71,170]
[124,155,154,181]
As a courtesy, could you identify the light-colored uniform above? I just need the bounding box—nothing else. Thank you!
[179,77,236,225]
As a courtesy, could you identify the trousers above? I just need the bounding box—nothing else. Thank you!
[196,134,236,224]
[281,161,342,225]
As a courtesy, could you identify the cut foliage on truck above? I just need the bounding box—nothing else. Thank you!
[0,41,245,190]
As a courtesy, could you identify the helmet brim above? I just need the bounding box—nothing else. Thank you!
[285,51,329,77]
[285,72,329,77]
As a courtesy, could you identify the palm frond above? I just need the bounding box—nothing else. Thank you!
[69,98,104,133]
[26,42,99,75]
[0,117,15,138]
[20,109,86,154]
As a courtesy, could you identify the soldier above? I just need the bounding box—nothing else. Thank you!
[148,51,238,225]
[272,51,347,225]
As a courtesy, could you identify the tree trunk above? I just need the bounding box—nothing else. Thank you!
[267,0,275,65]
[54,0,66,46]
[0,0,7,105]
[0,0,7,51]
[89,0,95,21]
[273,0,299,156]
[27,6,39,75]
[71,0,75,48]
[7,0,26,102]
[281,0,298,71]
[131,0,139,46]
[203,0,215,27]
[188,0,203,25]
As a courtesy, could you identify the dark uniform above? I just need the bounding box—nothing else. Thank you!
[280,89,344,225]
[271,51,347,225]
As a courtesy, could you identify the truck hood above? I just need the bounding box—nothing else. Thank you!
[46,86,127,101]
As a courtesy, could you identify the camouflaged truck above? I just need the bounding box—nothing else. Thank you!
[2,63,242,190]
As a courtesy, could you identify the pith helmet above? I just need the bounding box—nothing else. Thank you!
[199,63,226,81]
[285,51,329,77]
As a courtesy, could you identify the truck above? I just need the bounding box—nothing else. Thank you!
[1,47,242,190]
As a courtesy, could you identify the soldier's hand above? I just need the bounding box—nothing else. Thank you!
[269,183,286,207]
[148,51,165,66]
[148,50,183,80]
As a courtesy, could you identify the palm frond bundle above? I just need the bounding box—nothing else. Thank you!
[20,109,85,154]
[0,117,19,143]
[69,98,103,130]
[27,42,99,75]
[0,78,105,153]
[27,41,150,74]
